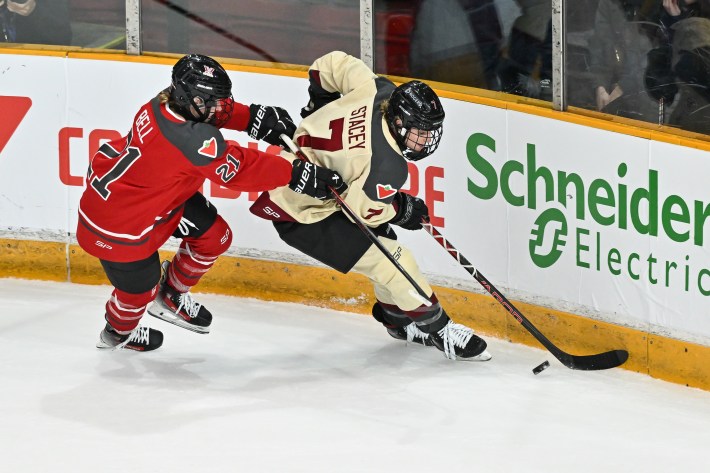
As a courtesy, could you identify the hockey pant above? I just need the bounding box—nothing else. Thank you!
[353,238,449,334]
[100,193,232,332]
[274,212,447,333]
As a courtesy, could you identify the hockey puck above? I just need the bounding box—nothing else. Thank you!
[532,360,550,375]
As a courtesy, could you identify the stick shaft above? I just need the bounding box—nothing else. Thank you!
[281,134,432,305]
[422,222,629,370]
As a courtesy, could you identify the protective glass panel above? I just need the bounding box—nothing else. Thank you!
[70,0,125,49]
[0,1,125,48]
[563,0,710,135]
[373,1,552,102]
[141,0,359,66]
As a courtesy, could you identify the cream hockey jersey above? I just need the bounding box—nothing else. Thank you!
[250,51,409,227]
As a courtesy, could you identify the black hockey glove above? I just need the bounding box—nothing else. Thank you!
[300,85,341,118]
[390,192,429,231]
[247,104,297,146]
[289,160,348,200]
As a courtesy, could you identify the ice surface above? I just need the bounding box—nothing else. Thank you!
[1,278,708,472]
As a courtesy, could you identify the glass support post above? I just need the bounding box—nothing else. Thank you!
[360,0,374,70]
[126,0,142,55]
[552,0,566,111]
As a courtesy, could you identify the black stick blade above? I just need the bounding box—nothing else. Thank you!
[557,349,629,371]
[422,223,631,373]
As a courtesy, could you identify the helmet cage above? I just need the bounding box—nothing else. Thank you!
[393,121,443,161]
[170,54,234,128]
[386,81,445,161]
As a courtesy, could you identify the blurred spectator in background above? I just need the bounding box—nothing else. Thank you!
[0,0,71,45]
[589,0,662,121]
[565,0,602,109]
[645,1,710,132]
[497,0,553,100]
[659,0,702,23]
[1,0,34,42]
[409,0,503,89]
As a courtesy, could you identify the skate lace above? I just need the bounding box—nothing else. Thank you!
[438,322,474,360]
[176,292,201,319]
[116,326,150,349]
[405,323,428,343]
[129,326,151,344]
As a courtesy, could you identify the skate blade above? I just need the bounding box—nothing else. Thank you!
[96,340,118,350]
[96,333,134,350]
[95,337,126,351]
[459,349,492,362]
[147,304,210,334]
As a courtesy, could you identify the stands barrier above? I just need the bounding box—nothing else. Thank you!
[1,39,709,391]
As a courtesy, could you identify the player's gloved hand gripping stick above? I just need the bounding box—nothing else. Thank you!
[421,223,629,371]
[281,134,433,307]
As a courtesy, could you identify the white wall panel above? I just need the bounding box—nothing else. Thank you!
[1,53,709,341]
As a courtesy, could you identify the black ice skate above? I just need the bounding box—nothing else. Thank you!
[147,261,212,334]
[96,323,163,351]
[387,322,434,347]
[372,302,432,347]
[429,321,492,361]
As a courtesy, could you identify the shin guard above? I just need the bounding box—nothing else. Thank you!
[105,287,157,334]
[378,294,449,334]
[169,215,232,292]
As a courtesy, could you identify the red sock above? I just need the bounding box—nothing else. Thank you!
[168,215,232,292]
[167,242,218,293]
[105,287,157,334]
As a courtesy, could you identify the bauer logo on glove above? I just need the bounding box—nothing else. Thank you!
[288,160,348,200]
[247,104,297,146]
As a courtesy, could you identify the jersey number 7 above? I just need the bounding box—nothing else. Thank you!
[297,118,344,152]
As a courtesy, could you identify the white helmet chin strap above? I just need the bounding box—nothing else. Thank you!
[397,126,412,155]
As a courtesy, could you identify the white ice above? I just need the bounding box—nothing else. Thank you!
[1,278,709,473]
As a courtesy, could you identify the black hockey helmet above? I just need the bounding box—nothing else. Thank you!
[385,80,445,161]
[170,54,234,127]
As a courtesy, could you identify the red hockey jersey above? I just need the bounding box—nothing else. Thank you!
[77,96,292,262]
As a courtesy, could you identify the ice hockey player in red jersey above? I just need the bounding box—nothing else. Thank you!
[250,51,491,361]
[78,54,345,352]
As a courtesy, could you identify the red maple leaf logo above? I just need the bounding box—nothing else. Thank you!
[0,96,32,156]
[376,184,397,199]
[198,137,218,158]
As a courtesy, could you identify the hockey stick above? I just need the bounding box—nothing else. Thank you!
[422,223,629,371]
[280,134,432,306]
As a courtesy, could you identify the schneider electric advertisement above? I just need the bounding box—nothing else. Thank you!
[0,53,708,343]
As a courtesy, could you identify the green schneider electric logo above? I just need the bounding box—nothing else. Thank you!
[466,133,710,296]
[529,208,568,268]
